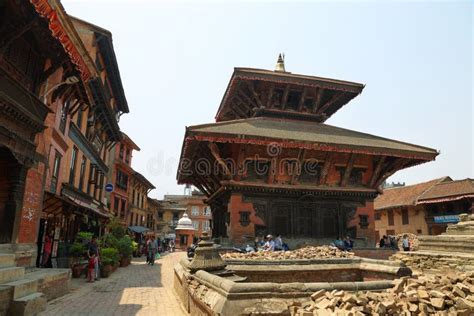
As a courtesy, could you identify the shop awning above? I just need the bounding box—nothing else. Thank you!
[128,226,150,234]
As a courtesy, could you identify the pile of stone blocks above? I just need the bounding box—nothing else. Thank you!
[221,246,355,261]
[288,272,474,315]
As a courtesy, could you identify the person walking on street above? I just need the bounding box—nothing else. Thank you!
[148,236,158,265]
[169,239,175,252]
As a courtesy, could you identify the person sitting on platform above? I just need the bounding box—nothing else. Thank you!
[263,235,275,251]
[344,235,354,251]
[379,235,386,248]
[333,237,345,251]
[274,234,283,251]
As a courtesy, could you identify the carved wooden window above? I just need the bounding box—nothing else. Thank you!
[59,101,69,134]
[286,90,301,110]
[4,33,42,92]
[78,156,87,191]
[76,107,83,129]
[68,147,78,185]
[116,170,128,191]
[359,214,369,229]
[50,151,62,193]
[191,206,200,216]
[374,211,381,221]
[239,211,250,226]
[114,197,120,216]
[121,199,126,218]
[271,88,284,108]
[119,144,125,160]
[402,207,409,225]
[243,160,270,182]
[202,220,210,231]
[303,98,314,112]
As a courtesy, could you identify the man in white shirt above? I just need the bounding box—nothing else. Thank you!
[263,235,275,251]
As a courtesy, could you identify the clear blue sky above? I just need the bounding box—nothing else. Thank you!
[64,0,473,199]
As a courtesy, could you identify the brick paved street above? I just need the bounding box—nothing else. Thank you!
[40,252,187,316]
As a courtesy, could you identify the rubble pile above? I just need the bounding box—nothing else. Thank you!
[288,272,474,315]
[397,233,420,251]
[221,246,355,261]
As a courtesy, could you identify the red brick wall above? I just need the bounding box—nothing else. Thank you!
[227,193,257,245]
[17,164,45,244]
[352,201,376,246]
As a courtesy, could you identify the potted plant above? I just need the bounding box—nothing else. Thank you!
[117,235,134,267]
[100,247,119,278]
[69,242,86,278]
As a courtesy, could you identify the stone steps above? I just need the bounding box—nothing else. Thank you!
[0,254,15,268]
[1,278,38,300]
[23,269,71,301]
[0,266,25,284]
[9,292,47,316]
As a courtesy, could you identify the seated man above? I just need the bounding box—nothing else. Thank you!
[263,235,275,251]
[343,236,354,251]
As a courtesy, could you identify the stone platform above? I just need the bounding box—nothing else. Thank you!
[391,214,474,272]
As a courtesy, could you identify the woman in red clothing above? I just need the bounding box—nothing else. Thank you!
[42,233,52,268]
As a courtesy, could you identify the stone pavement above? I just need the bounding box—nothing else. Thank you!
[39,252,187,316]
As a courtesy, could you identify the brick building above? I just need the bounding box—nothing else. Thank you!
[0,0,99,266]
[374,177,474,238]
[177,56,439,246]
[127,171,155,228]
[36,14,130,268]
[106,132,140,224]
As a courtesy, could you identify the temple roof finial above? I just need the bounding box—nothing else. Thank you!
[275,53,286,72]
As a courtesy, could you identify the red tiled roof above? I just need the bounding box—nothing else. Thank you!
[374,177,451,210]
[418,179,474,204]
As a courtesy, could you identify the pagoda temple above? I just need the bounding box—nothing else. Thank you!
[177,55,439,245]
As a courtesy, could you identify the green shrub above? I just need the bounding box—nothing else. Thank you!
[77,231,93,244]
[107,217,126,239]
[69,242,86,258]
[100,234,119,249]
[117,235,134,258]
[101,247,119,266]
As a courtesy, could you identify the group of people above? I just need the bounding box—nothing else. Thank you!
[379,234,411,251]
[87,236,100,282]
[332,236,354,251]
[252,234,289,252]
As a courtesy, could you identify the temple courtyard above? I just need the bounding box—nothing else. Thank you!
[39,253,187,316]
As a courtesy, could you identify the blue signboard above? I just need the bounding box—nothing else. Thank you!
[434,215,459,224]
[105,183,114,193]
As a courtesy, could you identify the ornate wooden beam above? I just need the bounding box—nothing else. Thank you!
[297,87,308,111]
[208,142,232,180]
[319,152,333,185]
[0,19,36,53]
[291,148,306,184]
[314,87,323,112]
[369,156,386,187]
[267,84,274,108]
[230,98,248,118]
[237,89,258,109]
[245,81,264,108]
[317,91,346,115]
[235,145,246,181]
[341,154,356,187]
[374,158,407,188]
[281,85,290,110]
